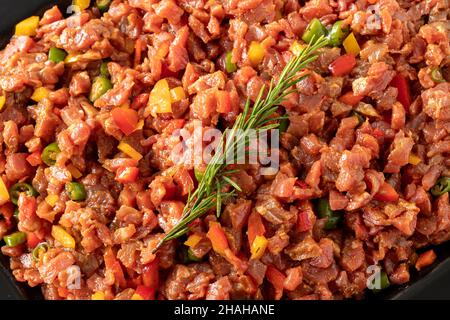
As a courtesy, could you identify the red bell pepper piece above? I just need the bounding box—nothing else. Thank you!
[115,166,139,184]
[111,108,139,136]
[329,54,357,77]
[390,74,411,110]
[26,151,42,167]
[216,90,232,113]
[135,285,156,300]
[134,38,143,67]
[247,211,266,248]
[415,249,437,271]
[206,222,229,255]
[372,128,385,138]
[104,247,127,289]
[339,91,365,106]
[266,265,286,300]
[142,258,160,289]
[26,232,42,249]
[374,182,399,202]
[207,222,248,273]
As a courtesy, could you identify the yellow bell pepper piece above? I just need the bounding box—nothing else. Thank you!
[250,235,268,260]
[15,16,40,36]
[0,176,10,204]
[31,87,50,103]
[184,234,202,248]
[248,41,265,67]
[135,119,145,132]
[73,0,91,11]
[120,101,130,109]
[118,142,143,161]
[408,154,421,166]
[64,53,79,64]
[92,291,105,300]
[170,87,186,103]
[290,41,306,57]
[343,33,361,56]
[148,79,172,116]
[67,164,83,179]
[51,225,76,249]
[45,194,59,207]
[0,95,6,112]
[131,293,144,300]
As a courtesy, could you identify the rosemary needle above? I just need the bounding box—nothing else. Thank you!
[153,36,329,252]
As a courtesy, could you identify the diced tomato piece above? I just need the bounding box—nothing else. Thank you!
[131,93,150,110]
[26,232,42,249]
[297,210,313,232]
[415,250,437,271]
[216,90,232,113]
[374,182,399,202]
[247,211,266,248]
[266,265,286,300]
[142,258,159,289]
[111,108,139,136]
[115,166,139,184]
[390,74,411,110]
[206,222,229,255]
[329,54,357,76]
[26,151,42,166]
[339,91,365,106]
[135,285,156,300]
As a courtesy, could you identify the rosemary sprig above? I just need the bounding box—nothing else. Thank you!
[153,36,329,252]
